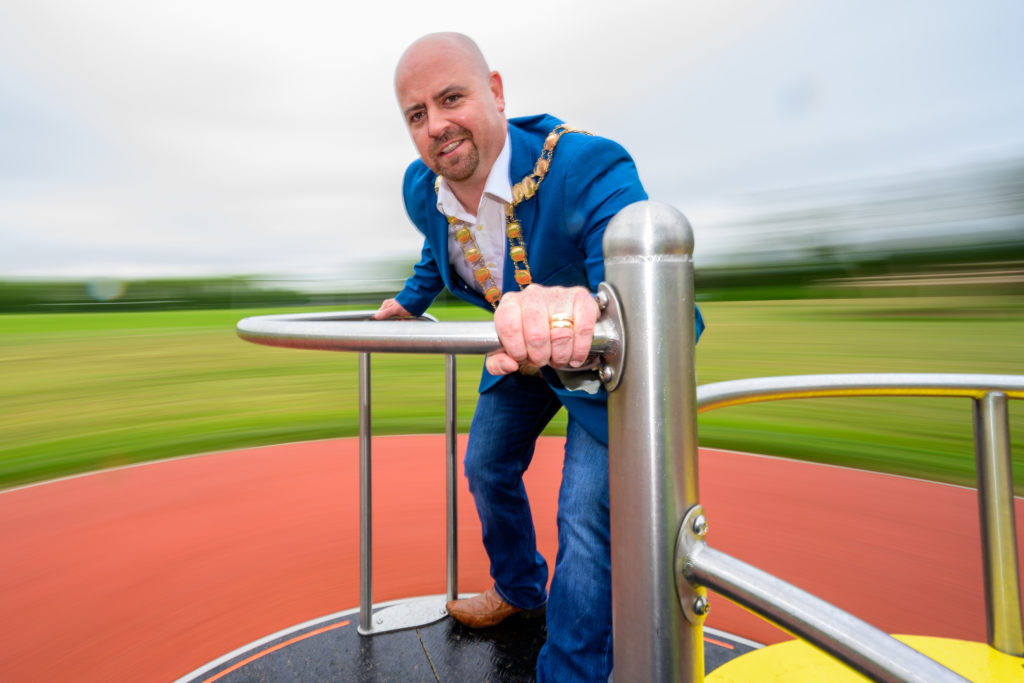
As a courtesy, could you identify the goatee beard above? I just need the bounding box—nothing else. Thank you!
[430,127,478,182]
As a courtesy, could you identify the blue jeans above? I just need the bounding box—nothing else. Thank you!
[464,373,612,682]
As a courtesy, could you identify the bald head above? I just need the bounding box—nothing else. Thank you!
[395,32,492,91]
[394,33,507,206]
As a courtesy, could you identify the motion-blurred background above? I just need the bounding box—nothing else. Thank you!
[2,1,1022,489]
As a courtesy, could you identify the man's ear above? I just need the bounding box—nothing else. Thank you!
[489,71,505,112]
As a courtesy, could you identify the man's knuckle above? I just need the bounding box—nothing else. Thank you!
[549,328,573,340]
[525,331,548,349]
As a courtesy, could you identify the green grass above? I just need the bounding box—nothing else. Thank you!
[1,296,1022,491]
[695,296,1024,489]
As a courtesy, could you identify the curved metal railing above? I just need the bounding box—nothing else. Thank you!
[697,373,1024,409]
[688,374,1024,676]
[237,310,614,355]
[239,310,468,635]
[235,311,618,635]
[237,201,993,681]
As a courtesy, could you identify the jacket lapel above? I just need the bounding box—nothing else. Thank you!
[425,187,453,285]
[503,122,541,293]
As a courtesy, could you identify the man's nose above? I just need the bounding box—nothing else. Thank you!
[426,111,451,139]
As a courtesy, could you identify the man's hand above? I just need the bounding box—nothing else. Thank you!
[373,298,412,320]
[485,285,599,376]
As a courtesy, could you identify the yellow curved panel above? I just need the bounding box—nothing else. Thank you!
[707,635,1024,682]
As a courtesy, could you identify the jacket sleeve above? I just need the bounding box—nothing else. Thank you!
[394,238,446,317]
[392,163,446,317]
[560,136,648,291]
[561,135,706,342]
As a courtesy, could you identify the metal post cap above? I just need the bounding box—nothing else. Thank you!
[602,200,694,260]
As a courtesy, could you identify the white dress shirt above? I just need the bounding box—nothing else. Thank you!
[436,132,513,295]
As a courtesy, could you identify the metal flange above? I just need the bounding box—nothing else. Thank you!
[596,282,626,392]
[675,504,710,626]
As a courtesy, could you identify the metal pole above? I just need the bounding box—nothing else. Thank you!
[603,201,702,681]
[445,354,458,603]
[972,391,1024,655]
[358,352,373,634]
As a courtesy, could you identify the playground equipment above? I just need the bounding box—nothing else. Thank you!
[232,201,1023,681]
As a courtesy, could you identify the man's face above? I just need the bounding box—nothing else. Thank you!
[395,42,506,188]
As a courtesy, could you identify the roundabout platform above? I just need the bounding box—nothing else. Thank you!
[176,599,758,682]
[1,435,1022,681]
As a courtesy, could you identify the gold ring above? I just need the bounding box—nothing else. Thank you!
[550,312,574,329]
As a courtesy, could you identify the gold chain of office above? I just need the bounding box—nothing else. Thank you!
[436,124,591,308]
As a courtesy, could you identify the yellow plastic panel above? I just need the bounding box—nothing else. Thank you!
[707,635,1024,682]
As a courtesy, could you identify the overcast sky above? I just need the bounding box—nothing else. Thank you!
[2,1,1022,283]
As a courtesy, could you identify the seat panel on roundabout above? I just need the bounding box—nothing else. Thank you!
[707,635,1024,682]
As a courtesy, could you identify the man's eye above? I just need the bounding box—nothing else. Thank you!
[443,94,461,105]
[408,111,424,124]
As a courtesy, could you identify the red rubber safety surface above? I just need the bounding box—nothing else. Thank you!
[1,436,1022,682]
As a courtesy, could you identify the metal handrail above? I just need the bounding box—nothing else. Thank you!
[234,311,617,634]
[237,312,615,355]
[694,374,1024,659]
[697,373,1024,410]
[239,310,463,635]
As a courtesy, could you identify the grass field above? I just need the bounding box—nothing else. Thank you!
[1,295,1022,491]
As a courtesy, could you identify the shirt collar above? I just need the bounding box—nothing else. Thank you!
[436,131,513,220]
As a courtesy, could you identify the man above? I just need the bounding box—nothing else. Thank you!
[375,32,703,681]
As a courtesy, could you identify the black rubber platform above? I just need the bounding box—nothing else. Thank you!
[181,605,758,682]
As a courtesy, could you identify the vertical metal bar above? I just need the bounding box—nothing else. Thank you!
[604,201,701,681]
[972,391,1024,655]
[445,353,458,603]
[358,352,373,634]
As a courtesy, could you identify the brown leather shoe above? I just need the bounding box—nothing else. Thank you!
[446,587,533,628]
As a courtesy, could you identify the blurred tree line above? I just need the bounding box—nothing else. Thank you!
[2,237,1021,314]
[0,276,388,313]
[694,157,1024,300]
[696,240,1024,301]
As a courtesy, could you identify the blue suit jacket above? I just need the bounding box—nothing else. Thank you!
[394,114,703,444]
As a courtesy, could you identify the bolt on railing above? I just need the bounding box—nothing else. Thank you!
[238,200,996,681]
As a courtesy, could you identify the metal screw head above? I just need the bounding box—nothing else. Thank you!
[598,365,615,383]
[595,290,609,311]
[693,596,710,615]
[692,514,708,537]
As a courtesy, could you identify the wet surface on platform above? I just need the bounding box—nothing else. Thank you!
[185,609,756,682]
